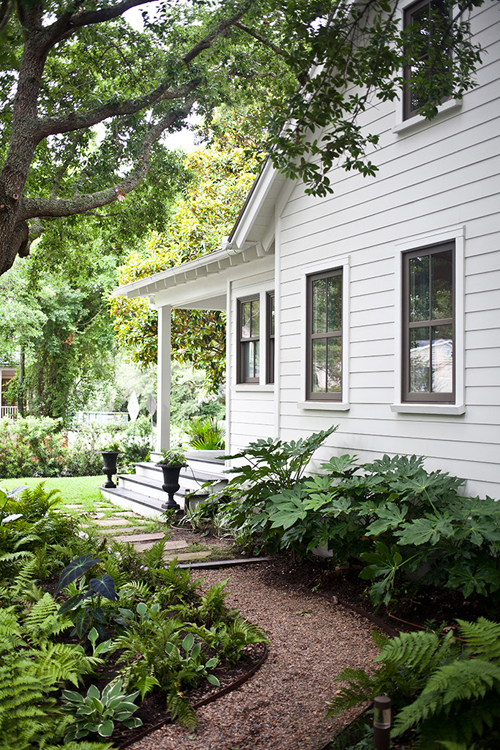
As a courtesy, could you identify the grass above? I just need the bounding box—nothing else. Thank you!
[0,475,167,534]
[0,475,104,507]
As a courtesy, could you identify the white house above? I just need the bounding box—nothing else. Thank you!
[114,0,500,503]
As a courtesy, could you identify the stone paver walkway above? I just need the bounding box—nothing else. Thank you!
[60,497,212,562]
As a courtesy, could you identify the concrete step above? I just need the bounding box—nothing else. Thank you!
[135,460,227,487]
[100,487,171,519]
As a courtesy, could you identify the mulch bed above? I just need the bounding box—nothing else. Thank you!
[111,642,268,748]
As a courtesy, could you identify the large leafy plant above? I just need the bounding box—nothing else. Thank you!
[198,426,337,550]
[56,554,119,639]
[255,452,500,606]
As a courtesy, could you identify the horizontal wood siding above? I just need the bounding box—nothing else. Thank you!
[275,5,500,498]
[228,258,275,453]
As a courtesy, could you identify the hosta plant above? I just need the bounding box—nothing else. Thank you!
[61,679,142,741]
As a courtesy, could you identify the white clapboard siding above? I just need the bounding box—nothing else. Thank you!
[228,258,275,452]
[271,4,500,498]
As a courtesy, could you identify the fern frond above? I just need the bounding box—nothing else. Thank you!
[457,617,500,661]
[31,642,102,688]
[393,660,500,739]
[167,692,197,729]
[327,667,374,716]
[376,629,457,674]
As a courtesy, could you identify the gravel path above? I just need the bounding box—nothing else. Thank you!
[132,562,378,750]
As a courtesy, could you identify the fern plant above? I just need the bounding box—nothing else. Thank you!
[328,619,500,750]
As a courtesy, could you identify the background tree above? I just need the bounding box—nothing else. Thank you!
[110,111,263,392]
[0,0,485,275]
[0,239,120,422]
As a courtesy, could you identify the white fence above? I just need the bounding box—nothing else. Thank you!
[0,406,18,418]
[73,411,129,426]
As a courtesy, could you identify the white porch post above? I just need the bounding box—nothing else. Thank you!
[156,305,171,453]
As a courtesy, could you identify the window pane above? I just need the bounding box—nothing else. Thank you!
[269,294,275,336]
[409,326,430,392]
[432,325,453,393]
[250,299,260,338]
[242,341,253,379]
[327,338,342,392]
[312,338,327,392]
[409,255,430,322]
[254,340,260,378]
[241,302,251,338]
[327,275,342,331]
[432,250,453,320]
[312,278,327,334]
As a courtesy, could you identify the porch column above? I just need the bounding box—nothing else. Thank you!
[156,304,171,453]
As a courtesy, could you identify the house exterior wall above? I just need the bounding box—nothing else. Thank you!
[274,4,500,498]
[227,256,275,451]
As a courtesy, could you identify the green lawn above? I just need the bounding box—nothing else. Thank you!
[0,475,105,509]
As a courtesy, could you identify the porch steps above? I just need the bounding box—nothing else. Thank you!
[100,456,227,518]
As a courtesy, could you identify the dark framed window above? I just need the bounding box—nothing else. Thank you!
[402,241,455,402]
[306,269,342,401]
[266,292,275,384]
[403,0,451,121]
[237,296,260,383]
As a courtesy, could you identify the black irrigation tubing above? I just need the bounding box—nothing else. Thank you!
[118,643,269,750]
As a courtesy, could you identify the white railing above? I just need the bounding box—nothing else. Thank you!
[0,406,18,418]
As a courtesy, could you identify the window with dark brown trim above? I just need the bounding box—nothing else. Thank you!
[237,296,260,383]
[306,269,342,401]
[402,242,455,402]
[403,0,451,121]
[266,292,275,384]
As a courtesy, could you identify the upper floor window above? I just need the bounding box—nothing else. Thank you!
[306,269,343,401]
[403,0,451,120]
[237,296,260,383]
[402,242,455,402]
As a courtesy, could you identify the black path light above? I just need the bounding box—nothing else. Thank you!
[373,695,391,750]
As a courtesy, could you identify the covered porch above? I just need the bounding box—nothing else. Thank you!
[113,241,270,455]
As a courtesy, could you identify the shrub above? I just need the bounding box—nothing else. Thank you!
[0,416,67,478]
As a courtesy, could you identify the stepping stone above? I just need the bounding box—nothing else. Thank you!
[95,518,131,527]
[114,532,169,543]
[163,550,213,562]
[133,539,189,553]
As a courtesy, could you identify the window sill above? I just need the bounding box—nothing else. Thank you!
[393,98,462,135]
[233,384,275,393]
[391,403,465,415]
[298,401,350,411]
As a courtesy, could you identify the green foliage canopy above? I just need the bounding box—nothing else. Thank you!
[110,114,262,391]
[0,0,487,274]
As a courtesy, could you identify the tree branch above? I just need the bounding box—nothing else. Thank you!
[37,80,200,139]
[233,21,287,58]
[23,99,196,222]
[0,0,13,33]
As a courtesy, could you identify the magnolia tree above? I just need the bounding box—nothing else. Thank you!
[110,114,262,391]
[0,0,486,275]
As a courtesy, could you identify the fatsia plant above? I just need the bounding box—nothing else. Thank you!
[200,426,338,551]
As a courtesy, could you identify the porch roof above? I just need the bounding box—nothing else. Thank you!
[113,158,286,310]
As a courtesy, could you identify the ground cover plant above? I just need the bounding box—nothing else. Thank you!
[0,483,267,748]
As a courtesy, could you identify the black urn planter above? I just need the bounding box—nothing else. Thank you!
[100,450,120,489]
[158,464,183,510]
